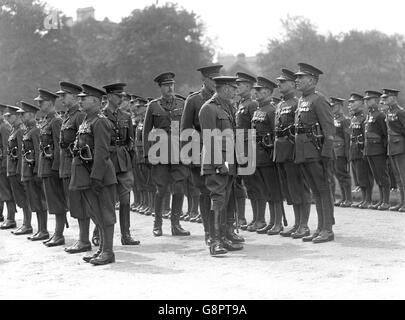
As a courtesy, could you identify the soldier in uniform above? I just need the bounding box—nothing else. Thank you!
[294,63,336,244]
[330,97,352,207]
[70,84,117,265]
[103,83,140,246]
[34,89,68,247]
[250,76,285,235]
[199,76,244,255]
[180,64,223,243]
[381,89,405,212]
[143,72,190,237]
[56,82,91,254]
[18,102,49,241]
[0,104,17,229]
[235,72,259,232]
[272,69,311,239]
[348,93,374,209]
[5,105,33,235]
[363,90,390,210]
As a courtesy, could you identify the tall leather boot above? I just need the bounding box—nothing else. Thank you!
[254,199,267,230]
[65,218,92,254]
[171,194,190,236]
[246,199,258,232]
[352,187,366,208]
[120,202,140,245]
[267,202,284,235]
[237,197,247,230]
[150,191,156,215]
[45,213,66,247]
[369,186,383,209]
[131,190,140,211]
[28,211,41,239]
[0,200,17,229]
[135,191,144,212]
[335,182,345,206]
[153,192,164,236]
[29,210,49,241]
[257,201,274,234]
[189,196,201,223]
[137,192,146,214]
[221,223,243,251]
[341,183,353,207]
[281,204,300,237]
[162,192,171,219]
[91,226,100,246]
[303,196,323,242]
[209,209,227,256]
[90,224,115,266]
[200,194,211,244]
[0,201,4,222]
[390,186,404,211]
[292,203,311,239]
[143,192,152,216]
[182,194,192,221]
[378,186,391,211]
[84,223,103,263]
[13,206,33,235]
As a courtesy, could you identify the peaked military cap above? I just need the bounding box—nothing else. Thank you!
[3,105,21,116]
[0,104,10,114]
[154,72,176,85]
[330,97,345,105]
[56,82,82,95]
[348,93,364,102]
[197,64,223,78]
[295,63,323,78]
[363,90,382,100]
[236,72,256,84]
[34,89,58,102]
[277,68,296,82]
[381,88,400,98]
[253,76,278,90]
[103,83,127,95]
[78,84,106,100]
[18,101,40,113]
[213,76,238,87]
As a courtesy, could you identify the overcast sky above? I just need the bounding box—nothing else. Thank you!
[44,0,405,56]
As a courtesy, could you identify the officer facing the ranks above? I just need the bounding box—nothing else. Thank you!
[294,63,336,244]
[363,90,390,211]
[18,102,49,241]
[56,82,91,254]
[199,76,244,256]
[181,64,223,244]
[330,97,352,207]
[0,104,17,229]
[143,72,190,237]
[250,76,284,235]
[348,93,374,208]
[382,89,405,212]
[273,69,311,239]
[103,83,140,246]
[70,84,117,266]
[35,89,68,247]
[5,105,33,235]
[235,72,258,231]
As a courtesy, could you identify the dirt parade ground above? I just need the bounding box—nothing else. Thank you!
[0,202,404,300]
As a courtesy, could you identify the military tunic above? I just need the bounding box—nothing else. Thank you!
[250,98,282,202]
[294,88,335,231]
[364,107,389,188]
[59,105,86,219]
[38,112,67,215]
[21,123,47,212]
[349,112,374,189]
[0,120,14,202]
[69,110,117,226]
[274,93,310,205]
[104,107,134,201]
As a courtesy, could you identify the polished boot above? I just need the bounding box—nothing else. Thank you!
[352,187,366,208]
[91,226,100,246]
[120,203,141,245]
[0,201,17,230]
[200,194,211,235]
[340,183,353,207]
[84,224,103,263]
[90,225,115,266]
[45,214,66,247]
[13,206,33,235]
[280,204,300,237]
[225,224,245,243]
[153,193,163,237]
[358,187,372,209]
[369,186,383,209]
[236,197,247,230]
[390,187,404,211]
[221,224,243,251]
[246,199,258,232]
[1,219,17,230]
[170,194,190,236]
[65,218,92,254]
[28,211,41,240]
[29,211,49,241]
[267,202,283,235]
[256,223,274,234]
[292,203,311,239]
[12,225,33,235]
[302,229,321,242]
[312,230,335,243]
[378,186,391,211]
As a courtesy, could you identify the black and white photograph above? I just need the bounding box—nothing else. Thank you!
[0,0,404,305]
